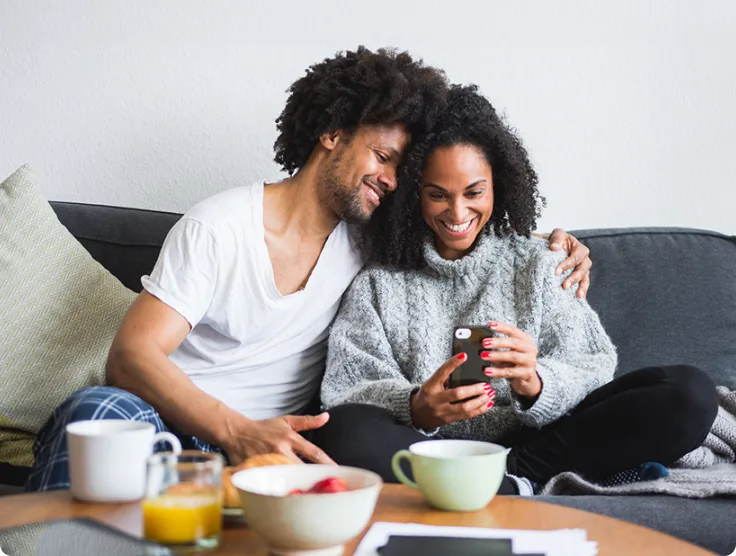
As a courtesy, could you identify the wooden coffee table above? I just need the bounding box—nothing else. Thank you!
[0,486,713,555]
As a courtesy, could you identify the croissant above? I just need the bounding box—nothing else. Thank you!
[222,453,293,508]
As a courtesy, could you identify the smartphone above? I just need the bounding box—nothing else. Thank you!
[449,326,496,389]
[379,535,516,556]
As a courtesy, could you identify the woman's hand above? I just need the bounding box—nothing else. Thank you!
[410,353,496,430]
[480,321,542,399]
[548,228,592,299]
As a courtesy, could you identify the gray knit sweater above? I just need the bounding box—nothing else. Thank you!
[321,231,618,442]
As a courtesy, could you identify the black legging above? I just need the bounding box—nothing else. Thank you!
[312,365,718,492]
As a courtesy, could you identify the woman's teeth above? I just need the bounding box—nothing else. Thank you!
[442,219,473,233]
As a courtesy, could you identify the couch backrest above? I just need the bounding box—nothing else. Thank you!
[51,201,181,293]
[51,202,736,388]
[571,228,736,388]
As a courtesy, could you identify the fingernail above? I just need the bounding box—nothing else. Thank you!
[489,321,498,327]
[487,389,495,397]
[556,268,562,276]
[551,243,561,250]
[483,383,491,390]
[563,281,569,289]
[487,401,495,408]
[484,368,494,375]
[457,352,467,362]
[480,351,491,358]
[482,339,493,348]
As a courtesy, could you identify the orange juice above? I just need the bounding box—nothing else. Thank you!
[143,493,222,545]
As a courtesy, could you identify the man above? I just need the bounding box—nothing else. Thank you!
[26,47,591,491]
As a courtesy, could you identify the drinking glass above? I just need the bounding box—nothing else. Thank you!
[143,450,224,551]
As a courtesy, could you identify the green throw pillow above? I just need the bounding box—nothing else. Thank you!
[0,165,136,467]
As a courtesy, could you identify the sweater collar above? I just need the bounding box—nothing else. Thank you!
[422,228,500,278]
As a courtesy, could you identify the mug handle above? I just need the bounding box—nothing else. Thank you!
[391,450,418,490]
[153,431,182,455]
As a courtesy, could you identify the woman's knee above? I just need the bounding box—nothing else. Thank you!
[317,403,398,445]
[662,365,718,416]
[659,365,718,448]
[326,403,399,427]
[314,403,420,474]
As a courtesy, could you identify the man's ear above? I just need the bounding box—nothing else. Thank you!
[319,130,343,151]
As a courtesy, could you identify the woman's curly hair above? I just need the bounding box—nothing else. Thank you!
[273,46,448,174]
[362,84,545,270]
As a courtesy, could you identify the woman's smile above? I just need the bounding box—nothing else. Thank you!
[438,216,478,238]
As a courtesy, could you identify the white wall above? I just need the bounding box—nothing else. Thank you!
[2,0,735,233]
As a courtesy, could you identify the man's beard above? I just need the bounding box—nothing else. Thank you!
[322,155,370,224]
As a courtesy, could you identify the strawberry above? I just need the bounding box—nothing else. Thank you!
[308,477,348,494]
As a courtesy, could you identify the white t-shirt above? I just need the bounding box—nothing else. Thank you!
[141,181,364,419]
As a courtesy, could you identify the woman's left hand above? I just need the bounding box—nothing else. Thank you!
[480,321,542,399]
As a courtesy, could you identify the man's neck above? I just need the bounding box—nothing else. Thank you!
[264,167,340,241]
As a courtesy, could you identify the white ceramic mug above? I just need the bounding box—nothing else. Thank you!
[66,420,182,502]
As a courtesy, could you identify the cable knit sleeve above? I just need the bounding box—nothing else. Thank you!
[511,250,618,428]
[321,271,420,428]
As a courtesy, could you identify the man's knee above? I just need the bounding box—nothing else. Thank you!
[61,386,157,425]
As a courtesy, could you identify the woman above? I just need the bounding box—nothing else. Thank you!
[313,85,718,494]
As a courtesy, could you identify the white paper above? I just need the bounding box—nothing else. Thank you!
[355,522,598,556]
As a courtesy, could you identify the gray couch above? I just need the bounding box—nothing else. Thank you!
[3,202,736,554]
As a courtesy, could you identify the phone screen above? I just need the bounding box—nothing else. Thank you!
[450,326,496,388]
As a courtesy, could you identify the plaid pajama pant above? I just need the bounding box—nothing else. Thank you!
[25,386,226,492]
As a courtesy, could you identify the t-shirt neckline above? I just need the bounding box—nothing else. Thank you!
[255,180,343,302]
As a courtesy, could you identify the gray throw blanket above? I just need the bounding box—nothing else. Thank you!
[542,386,736,497]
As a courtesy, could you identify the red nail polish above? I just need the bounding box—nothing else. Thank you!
[483,383,491,390]
[480,351,491,358]
[484,368,494,375]
[487,389,495,397]
[483,339,493,348]
[489,321,498,327]
[487,400,495,408]
[457,352,467,362]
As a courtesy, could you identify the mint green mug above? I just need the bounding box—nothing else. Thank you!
[391,439,509,511]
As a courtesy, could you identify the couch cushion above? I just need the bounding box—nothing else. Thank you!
[536,494,736,555]
[0,165,136,467]
[51,201,181,292]
[571,228,736,388]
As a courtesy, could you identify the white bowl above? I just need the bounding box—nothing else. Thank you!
[231,464,382,555]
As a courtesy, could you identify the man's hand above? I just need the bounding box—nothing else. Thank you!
[548,228,592,299]
[223,413,335,466]
[480,321,542,399]
[410,353,496,430]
